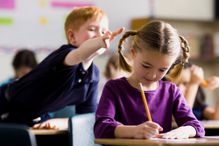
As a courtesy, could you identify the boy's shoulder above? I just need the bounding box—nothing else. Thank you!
[57,44,76,52]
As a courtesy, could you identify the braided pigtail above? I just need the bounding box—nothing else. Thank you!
[165,35,190,83]
[179,36,190,65]
[118,31,137,72]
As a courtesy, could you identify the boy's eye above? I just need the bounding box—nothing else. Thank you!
[88,27,95,31]
[101,30,107,34]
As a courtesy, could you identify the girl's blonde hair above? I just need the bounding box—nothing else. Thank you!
[118,20,190,82]
[64,6,107,42]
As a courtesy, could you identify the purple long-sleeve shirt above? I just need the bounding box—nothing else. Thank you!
[94,77,205,138]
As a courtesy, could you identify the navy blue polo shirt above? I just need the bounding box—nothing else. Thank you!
[1,44,99,124]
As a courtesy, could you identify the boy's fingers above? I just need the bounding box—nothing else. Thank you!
[102,31,111,40]
[32,124,40,129]
[114,27,125,35]
[110,27,125,40]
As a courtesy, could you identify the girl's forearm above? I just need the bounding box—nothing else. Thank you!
[114,125,136,138]
[184,84,199,108]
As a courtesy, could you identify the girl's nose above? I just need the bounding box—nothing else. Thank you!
[148,71,157,79]
[151,74,157,79]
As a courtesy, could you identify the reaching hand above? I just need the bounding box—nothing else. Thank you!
[133,121,163,139]
[102,27,125,48]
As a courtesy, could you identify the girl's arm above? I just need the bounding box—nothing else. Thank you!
[184,65,204,108]
[203,99,219,120]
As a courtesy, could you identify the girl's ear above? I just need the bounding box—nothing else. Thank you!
[67,29,76,45]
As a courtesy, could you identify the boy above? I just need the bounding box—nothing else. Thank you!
[0,6,123,126]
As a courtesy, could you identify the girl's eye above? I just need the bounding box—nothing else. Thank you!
[159,69,167,72]
[142,64,150,68]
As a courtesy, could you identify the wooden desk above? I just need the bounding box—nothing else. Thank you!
[30,129,68,135]
[201,120,219,129]
[30,129,69,146]
[201,120,219,136]
[95,137,219,146]
[172,120,219,136]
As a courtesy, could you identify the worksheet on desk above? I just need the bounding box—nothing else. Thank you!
[150,138,206,143]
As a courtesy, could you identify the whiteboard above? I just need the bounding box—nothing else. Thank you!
[0,0,95,52]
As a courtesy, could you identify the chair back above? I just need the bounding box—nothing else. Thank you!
[53,105,76,118]
[0,123,37,146]
[69,113,101,146]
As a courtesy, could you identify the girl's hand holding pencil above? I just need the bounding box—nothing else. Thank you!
[133,121,163,139]
[138,83,163,138]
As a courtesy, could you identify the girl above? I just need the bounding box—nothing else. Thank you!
[94,20,205,139]
[177,63,219,120]
[104,54,130,80]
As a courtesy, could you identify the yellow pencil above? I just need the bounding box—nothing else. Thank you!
[139,83,152,121]
[201,80,209,88]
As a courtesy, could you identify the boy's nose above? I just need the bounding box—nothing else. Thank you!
[96,30,102,37]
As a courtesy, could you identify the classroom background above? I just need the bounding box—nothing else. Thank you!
[0,0,219,106]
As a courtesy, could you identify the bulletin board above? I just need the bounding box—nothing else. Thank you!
[0,0,95,53]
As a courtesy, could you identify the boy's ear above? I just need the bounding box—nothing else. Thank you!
[67,29,76,45]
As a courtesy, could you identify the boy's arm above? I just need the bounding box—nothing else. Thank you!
[64,37,106,68]
[64,28,124,70]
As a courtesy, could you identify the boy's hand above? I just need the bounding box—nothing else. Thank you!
[133,121,163,139]
[32,118,68,130]
[102,27,125,48]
